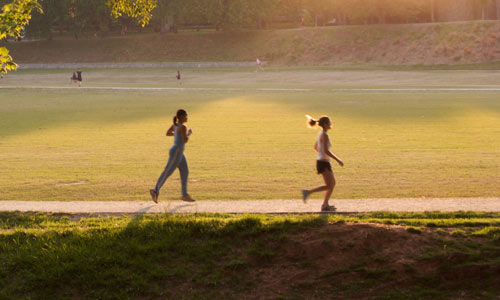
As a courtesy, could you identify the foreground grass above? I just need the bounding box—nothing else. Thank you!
[1,211,500,299]
[1,75,499,201]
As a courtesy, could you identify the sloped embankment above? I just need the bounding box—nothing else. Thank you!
[4,21,500,66]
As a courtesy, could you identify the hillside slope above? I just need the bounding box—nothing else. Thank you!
[3,21,500,66]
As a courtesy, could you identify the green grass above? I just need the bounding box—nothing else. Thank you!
[1,69,499,201]
[1,211,500,299]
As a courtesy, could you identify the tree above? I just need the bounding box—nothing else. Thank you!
[1,0,155,75]
[202,0,246,31]
[154,0,171,32]
[0,0,41,75]
[477,0,493,20]
[28,0,66,40]
[65,0,111,39]
[152,0,189,33]
[304,0,329,26]
[244,0,279,29]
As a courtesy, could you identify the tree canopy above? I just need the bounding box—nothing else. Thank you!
[0,0,40,74]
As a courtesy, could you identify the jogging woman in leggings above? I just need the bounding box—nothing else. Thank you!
[302,115,344,212]
[150,109,195,203]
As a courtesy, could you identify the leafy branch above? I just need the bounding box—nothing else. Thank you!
[107,0,157,27]
[0,0,41,75]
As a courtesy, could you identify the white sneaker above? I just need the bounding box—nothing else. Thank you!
[301,190,310,203]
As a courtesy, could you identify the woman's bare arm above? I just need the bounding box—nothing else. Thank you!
[166,125,175,136]
[322,132,344,167]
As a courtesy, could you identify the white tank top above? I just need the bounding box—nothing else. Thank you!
[317,130,331,161]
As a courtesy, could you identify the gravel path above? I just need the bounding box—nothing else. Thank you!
[1,198,499,215]
[17,62,263,69]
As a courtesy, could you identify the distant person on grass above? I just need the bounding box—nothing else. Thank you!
[255,58,264,72]
[150,109,195,203]
[70,69,82,87]
[70,72,77,84]
[302,115,344,212]
[76,69,82,86]
[176,70,181,84]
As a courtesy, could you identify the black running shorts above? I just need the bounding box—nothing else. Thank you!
[316,160,332,174]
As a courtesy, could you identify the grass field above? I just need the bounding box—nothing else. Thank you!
[1,69,499,201]
[4,67,500,88]
[1,211,500,299]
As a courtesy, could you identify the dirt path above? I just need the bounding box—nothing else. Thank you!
[16,62,262,69]
[1,198,499,214]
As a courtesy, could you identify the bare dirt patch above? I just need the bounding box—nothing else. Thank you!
[238,222,499,299]
[244,223,431,299]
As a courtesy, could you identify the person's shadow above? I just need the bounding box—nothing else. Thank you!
[134,203,196,214]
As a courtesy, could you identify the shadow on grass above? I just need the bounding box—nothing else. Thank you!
[0,212,326,299]
[0,89,224,138]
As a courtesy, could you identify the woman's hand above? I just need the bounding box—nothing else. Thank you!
[187,128,193,136]
[337,160,344,167]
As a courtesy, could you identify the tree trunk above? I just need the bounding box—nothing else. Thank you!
[430,0,435,22]
[378,13,386,24]
[497,0,500,20]
[47,23,53,41]
[160,17,168,33]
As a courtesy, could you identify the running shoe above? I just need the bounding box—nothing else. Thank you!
[301,190,310,203]
[321,204,337,212]
[150,189,158,204]
[181,194,196,202]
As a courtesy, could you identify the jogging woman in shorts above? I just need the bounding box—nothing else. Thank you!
[302,115,344,212]
[150,109,195,203]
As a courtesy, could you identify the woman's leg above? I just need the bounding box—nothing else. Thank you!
[178,155,189,197]
[321,170,336,206]
[154,147,183,194]
[307,170,335,194]
[308,184,328,194]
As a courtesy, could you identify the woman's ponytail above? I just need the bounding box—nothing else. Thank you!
[306,114,330,129]
[305,115,317,128]
[173,116,178,125]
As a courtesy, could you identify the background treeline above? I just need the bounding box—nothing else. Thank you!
[2,0,499,40]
